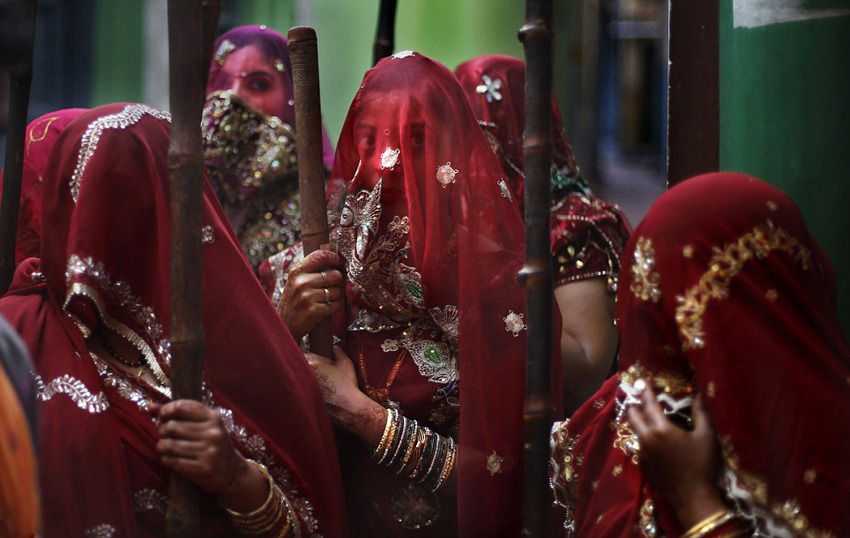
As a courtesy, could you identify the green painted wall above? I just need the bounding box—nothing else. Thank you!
[91,0,145,105]
[236,0,528,142]
[719,2,850,335]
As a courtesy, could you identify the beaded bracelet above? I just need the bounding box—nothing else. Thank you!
[680,509,735,538]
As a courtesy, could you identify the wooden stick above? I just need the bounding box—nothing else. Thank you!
[165,0,217,534]
[372,0,398,65]
[287,26,334,360]
[0,0,38,294]
[518,0,554,535]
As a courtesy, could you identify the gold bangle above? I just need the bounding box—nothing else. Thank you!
[224,461,290,535]
[681,509,735,538]
[372,407,394,458]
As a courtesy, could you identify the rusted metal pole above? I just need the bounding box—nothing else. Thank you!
[372,0,398,65]
[0,0,37,294]
[518,0,554,535]
[165,0,216,535]
[287,26,333,360]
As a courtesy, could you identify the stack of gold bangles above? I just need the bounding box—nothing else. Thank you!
[680,509,741,538]
[372,408,457,492]
[223,461,301,537]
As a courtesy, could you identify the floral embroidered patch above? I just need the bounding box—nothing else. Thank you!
[381,147,400,170]
[503,310,527,337]
[476,74,503,103]
[630,237,662,303]
[436,162,458,188]
[487,451,503,475]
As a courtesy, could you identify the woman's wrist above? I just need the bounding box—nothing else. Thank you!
[335,390,387,445]
[216,457,269,513]
[672,486,728,531]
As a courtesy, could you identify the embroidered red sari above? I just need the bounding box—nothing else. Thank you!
[0,104,346,537]
[454,55,630,293]
[327,51,559,536]
[0,109,86,265]
[551,172,850,536]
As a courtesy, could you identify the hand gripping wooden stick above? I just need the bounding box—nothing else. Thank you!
[288,26,334,360]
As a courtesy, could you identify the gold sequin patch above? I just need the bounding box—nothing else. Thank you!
[675,221,811,350]
[630,237,662,303]
[683,245,694,258]
[612,464,623,476]
[707,382,716,398]
[766,289,778,301]
[593,398,606,409]
[767,200,778,211]
[614,421,640,464]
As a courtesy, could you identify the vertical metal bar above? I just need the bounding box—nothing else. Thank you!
[372,0,398,65]
[518,0,554,535]
[287,26,333,360]
[165,0,216,535]
[0,0,38,294]
[667,1,719,187]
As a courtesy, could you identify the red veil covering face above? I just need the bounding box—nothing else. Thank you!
[0,108,86,264]
[453,54,578,205]
[454,55,630,293]
[551,173,850,537]
[0,104,346,537]
[330,51,557,536]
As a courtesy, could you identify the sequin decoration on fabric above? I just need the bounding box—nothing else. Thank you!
[35,374,110,414]
[675,220,811,351]
[71,104,171,203]
[630,237,662,303]
[201,91,301,267]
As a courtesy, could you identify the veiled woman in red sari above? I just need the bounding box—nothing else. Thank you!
[300,51,560,536]
[455,55,632,412]
[551,172,850,536]
[0,108,86,265]
[203,25,335,270]
[0,103,346,537]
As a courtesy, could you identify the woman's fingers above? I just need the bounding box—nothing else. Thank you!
[158,399,213,422]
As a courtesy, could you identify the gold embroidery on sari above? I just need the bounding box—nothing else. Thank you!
[720,436,833,538]
[26,114,60,156]
[638,498,658,538]
[614,421,640,464]
[339,180,425,319]
[630,237,661,302]
[675,221,811,350]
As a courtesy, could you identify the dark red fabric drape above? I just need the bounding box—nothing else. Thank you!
[0,109,86,265]
[0,103,346,537]
[329,51,552,536]
[552,172,850,536]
